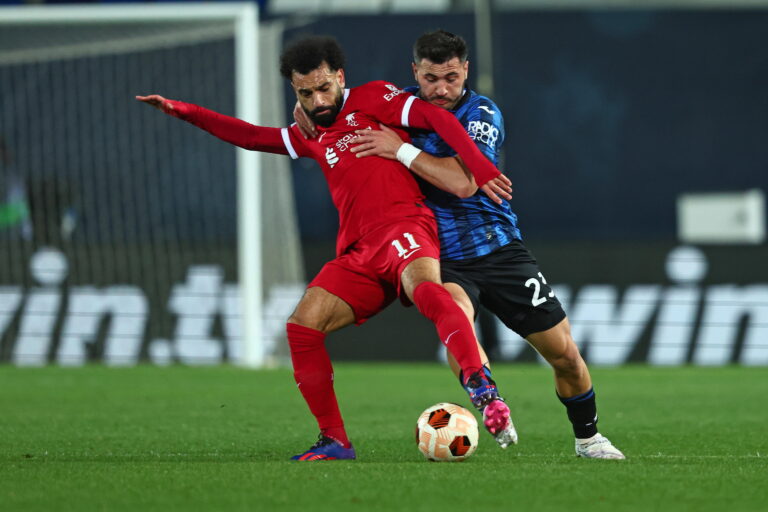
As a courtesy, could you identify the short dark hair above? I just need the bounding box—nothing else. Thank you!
[413,29,468,64]
[280,36,346,80]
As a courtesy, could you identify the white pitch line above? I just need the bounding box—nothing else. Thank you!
[505,453,764,459]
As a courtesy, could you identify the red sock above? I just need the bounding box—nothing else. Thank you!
[286,323,351,448]
[412,282,483,378]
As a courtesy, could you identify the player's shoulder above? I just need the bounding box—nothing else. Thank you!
[358,80,399,90]
[351,81,407,102]
[461,91,503,120]
[284,123,310,157]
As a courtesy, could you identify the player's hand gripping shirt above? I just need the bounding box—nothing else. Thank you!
[166,81,502,256]
[404,86,522,261]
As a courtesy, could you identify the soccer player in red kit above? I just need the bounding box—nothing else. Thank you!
[137,36,513,461]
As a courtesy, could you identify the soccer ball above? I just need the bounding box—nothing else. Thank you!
[415,402,479,462]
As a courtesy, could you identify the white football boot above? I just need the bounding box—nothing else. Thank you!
[575,433,625,459]
[493,419,519,449]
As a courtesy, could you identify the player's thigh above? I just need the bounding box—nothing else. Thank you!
[471,243,565,338]
[400,256,442,301]
[288,286,356,333]
[304,257,395,328]
[484,287,565,339]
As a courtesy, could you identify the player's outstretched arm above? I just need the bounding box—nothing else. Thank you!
[136,94,290,155]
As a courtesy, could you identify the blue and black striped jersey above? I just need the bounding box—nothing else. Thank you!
[404,86,522,261]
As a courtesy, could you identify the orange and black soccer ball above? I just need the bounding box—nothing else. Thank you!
[415,402,479,462]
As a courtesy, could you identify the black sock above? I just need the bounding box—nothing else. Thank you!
[558,387,598,439]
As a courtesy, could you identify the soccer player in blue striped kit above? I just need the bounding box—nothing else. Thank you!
[297,30,624,458]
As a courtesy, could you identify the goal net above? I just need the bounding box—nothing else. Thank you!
[0,5,304,367]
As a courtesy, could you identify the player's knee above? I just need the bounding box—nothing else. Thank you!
[286,322,325,354]
[444,283,475,321]
[412,281,450,317]
[287,313,318,330]
[287,289,354,333]
[287,298,327,332]
[448,290,473,319]
[287,309,334,333]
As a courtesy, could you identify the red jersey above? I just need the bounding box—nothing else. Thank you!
[168,80,500,255]
[282,82,432,255]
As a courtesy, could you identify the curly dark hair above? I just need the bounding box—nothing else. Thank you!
[412,29,468,64]
[280,36,346,79]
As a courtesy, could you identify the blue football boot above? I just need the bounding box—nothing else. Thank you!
[291,434,356,461]
[461,365,502,408]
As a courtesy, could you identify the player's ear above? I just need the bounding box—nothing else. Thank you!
[411,62,418,81]
[336,68,346,88]
[289,73,300,95]
[463,59,469,78]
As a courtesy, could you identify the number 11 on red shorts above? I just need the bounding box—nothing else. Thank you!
[391,232,422,260]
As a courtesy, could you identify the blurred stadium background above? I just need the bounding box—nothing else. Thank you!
[1,0,766,369]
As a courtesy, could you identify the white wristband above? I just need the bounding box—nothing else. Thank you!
[396,143,422,169]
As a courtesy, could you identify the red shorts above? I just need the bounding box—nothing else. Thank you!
[308,215,440,325]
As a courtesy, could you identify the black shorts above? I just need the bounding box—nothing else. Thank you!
[440,240,566,338]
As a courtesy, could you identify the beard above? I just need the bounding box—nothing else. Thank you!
[306,90,344,127]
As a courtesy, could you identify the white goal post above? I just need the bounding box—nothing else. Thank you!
[0,4,301,368]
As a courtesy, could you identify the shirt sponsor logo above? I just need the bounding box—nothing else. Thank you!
[478,105,496,115]
[325,147,339,167]
[467,120,499,149]
[383,84,404,102]
[335,134,356,152]
[335,127,371,152]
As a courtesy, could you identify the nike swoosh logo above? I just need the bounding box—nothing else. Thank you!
[402,248,422,259]
[442,329,460,345]
[478,105,496,115]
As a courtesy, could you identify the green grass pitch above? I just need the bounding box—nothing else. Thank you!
[1,364,766,511]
